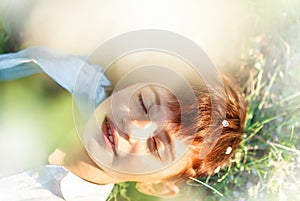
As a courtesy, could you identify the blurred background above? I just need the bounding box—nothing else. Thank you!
[0,0,300,200]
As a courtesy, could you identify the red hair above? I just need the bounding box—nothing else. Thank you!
[135,73,246,197]
[166,73,247,181]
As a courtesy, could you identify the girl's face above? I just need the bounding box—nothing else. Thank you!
[82,83,189,179]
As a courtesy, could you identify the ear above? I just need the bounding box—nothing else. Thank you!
[136,181,179,198]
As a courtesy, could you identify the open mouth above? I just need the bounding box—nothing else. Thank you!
[102,116,118,156]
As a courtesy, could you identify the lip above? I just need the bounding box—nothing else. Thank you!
[101,116,118,156]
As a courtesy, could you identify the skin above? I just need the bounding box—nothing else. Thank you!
[49,83,193,196]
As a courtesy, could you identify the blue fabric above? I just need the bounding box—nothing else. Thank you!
[0,47,111,114]
[0,165,114,201]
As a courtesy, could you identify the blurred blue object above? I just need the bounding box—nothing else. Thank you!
[0,47,111,117]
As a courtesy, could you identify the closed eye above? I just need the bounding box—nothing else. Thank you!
[138,93,148,115]
[147,131,174,161]
[146,137,162,160]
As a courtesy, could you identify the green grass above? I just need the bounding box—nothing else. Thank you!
[107,37,300,201]
[108,1,300,200]
[200,39,300,201]
[107,40,300,200]
[0,5,11,53]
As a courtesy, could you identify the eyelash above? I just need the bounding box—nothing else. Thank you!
[138,93,148,115]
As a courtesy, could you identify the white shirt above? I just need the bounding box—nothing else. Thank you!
[0,165,114,201]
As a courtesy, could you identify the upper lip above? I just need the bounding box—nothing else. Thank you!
[102,116,118,156]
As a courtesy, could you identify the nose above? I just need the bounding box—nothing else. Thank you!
[128,120,157,140]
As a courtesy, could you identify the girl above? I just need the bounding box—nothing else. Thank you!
[0,47,246,200]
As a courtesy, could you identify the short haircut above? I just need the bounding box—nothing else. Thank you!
[166,73,247,183]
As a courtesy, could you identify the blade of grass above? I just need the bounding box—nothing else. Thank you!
[260,112,287,125]
[244,69,265,128]
[268,142,300,155]
[188,177,224,197]
[258,66,280,110]
[268,143,281,160]
[289,125,295,142]
[242,124,263,143]
[254,68,264,100]
[278,91,300,105]
[242,112,287,144]
[252,163,264,181]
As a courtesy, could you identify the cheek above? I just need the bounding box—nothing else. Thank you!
[95,98,111,115]
[128,99,148,121]
[117,139,150,156]
[116,137,133,156]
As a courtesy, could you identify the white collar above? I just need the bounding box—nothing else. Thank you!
[60,171,114,201]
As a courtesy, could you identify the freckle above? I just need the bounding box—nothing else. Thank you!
[225,146,232,155]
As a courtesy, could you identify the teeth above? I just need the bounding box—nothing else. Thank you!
[105,118,110,128]
[105,117,116,146]
[109,135,113,142]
